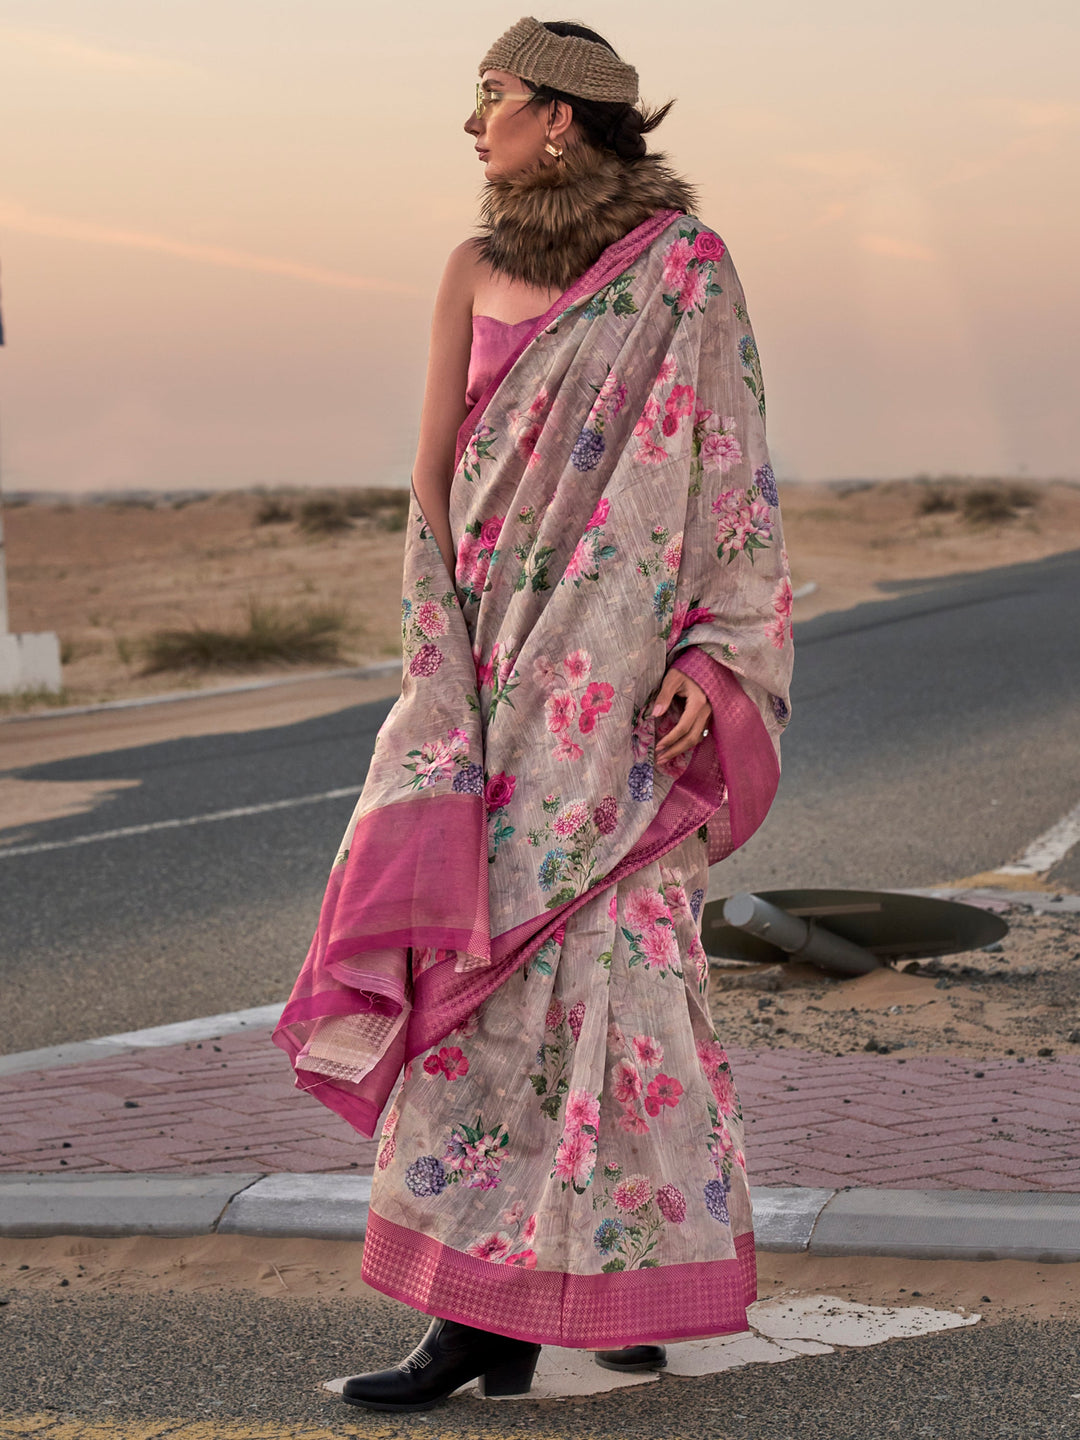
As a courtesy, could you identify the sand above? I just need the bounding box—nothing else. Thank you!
[707,904,1080,1059]
[1,1233,1076,1325]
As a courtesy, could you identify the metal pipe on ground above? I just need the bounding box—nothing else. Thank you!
[722,892,882,976]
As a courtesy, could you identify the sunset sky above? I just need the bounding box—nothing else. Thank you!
[0,0,1076,492]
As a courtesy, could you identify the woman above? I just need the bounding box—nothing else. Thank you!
[274,15,794,1412]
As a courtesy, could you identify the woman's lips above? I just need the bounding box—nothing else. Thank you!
[476,149,489,160]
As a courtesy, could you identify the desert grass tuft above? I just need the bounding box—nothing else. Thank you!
[140,599,349,673]
[962,483,1038,525]
[917,484,958,514]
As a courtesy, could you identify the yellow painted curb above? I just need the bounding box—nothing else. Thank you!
[0,1416,568,1440]
[946,871,1060,892]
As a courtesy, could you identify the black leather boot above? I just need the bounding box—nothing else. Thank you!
[593,1344,667,1372]
[341,1315,542,1411]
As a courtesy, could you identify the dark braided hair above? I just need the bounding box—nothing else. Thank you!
[522,20,674,161]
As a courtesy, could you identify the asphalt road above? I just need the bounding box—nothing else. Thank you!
[2,1286,1079,1439]
[1,549,1078,1051]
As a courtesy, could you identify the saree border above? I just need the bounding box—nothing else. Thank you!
[361,1208,757,1349]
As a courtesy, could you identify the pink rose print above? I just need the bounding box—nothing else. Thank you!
[772,575,794,622]
[522,1212,538,1244]
[585,496,610,530]
[473,648,494,688]
[580,681,614,723]
[546,998,565,1032]
[422,1045,469,1080]
[484,771,516,809]
[644,1073,684,1116]
[564,1088,600,1131]
[516,421,542,458]
[467,1231,512,1262]
[613,1058,643,1105]
[661,415,678,438]
[696,1039,729,1070]
[632,1034,664,1068]
[528,387,550,417]
[693,230,725,261]
[613,1174,653,1212]
[501,1201,525,1226]
[655,354,678,386]
[661,535,683,573]
[607,891,619,922]
[656,1182,688,1223]
[479,515,504,549]
[545,690,576,733]
[533,654,560,691]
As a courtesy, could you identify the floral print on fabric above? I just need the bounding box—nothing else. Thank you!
[373,828,753,1282]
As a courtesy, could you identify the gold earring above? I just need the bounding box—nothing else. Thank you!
[544,140,564,159]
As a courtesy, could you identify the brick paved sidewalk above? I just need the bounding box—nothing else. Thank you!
[2,1028,1078,1192]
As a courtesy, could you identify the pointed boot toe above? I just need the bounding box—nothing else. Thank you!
[593,1343,667,1372]
[341,1316,541,1411]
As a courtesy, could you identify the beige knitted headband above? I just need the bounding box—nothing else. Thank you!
[478,16,639,105]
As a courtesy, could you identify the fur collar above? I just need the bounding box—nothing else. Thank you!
[475,145,698,292]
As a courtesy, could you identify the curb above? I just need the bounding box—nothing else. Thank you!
[1,1173,1078,1263]
[0,660,401,726]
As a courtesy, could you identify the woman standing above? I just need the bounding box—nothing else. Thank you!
[274,16,794,1411]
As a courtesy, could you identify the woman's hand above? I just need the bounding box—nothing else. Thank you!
[652,669,712,765]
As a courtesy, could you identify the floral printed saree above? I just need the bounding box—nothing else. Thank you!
[273,206,794,1347]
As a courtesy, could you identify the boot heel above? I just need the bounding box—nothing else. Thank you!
[478,1343,541,1397]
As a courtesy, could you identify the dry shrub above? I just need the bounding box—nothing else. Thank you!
[297,496,353,535]
[255,496,294,525]
[962,484,1032,525]
[917,484,958,514]
[141,599,348,673]
[341,487,411,531]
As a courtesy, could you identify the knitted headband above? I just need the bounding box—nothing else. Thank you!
[478,16,639,105]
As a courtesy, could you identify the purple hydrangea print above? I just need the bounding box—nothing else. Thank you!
[754,462,779,507]
[689,887,705,922]
[628,762,654,802]
[704,1176,730,1224]
[405,1155,447,1198]
[409,644,443,678]
[570,427,605,471]
[451,762,484,795]
[593,1217,625,1255]
[771,694,790,724]
[593,795,619,835]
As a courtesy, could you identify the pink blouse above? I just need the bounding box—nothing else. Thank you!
[465,314,543,412]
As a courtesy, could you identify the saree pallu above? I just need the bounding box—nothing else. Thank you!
[273,208,794,1346]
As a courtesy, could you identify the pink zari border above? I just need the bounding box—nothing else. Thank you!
[362,1209,758,1349]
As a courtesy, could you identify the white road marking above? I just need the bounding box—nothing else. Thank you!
[997,799,1080,876]
[0,786,358,859]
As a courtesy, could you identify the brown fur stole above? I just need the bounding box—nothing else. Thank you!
[475,145,698,292]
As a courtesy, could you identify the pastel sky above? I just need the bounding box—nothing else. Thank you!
[0,0,1076,491]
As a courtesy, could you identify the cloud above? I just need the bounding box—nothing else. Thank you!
[0,23,193,76]
[858,233,935,262]
[779,150,889,184]
[0,202,420,297]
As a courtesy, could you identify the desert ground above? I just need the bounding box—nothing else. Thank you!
[2,477,1078,714]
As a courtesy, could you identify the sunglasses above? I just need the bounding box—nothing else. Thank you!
[475,82,535,119]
